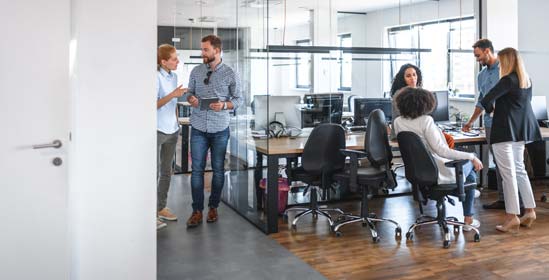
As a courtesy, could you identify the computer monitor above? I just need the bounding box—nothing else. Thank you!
[430,90,450,122]
[302,93,344,127]
[353,98,392,126]
[253,95,302,130]
[531,96,548,121]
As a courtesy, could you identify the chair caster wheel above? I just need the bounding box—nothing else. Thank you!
[395,228,402,238]
[443,240,451,248]
[372,236,380,243]
[291,224,297,231]
[474,233,481,242]
[312,213,318,220]
[454,225,460,233]
[406,232,413,240]
[335,231,342,237]
[362,222,368,227]
[541,194,547,202]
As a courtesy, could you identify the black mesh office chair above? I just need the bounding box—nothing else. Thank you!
[332,109,401,242]
[283,123,346,230]
[397,131,481,248]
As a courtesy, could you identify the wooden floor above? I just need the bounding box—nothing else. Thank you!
[271,181,549,280]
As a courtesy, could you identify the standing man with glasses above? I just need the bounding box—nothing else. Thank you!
[184,35,242,228]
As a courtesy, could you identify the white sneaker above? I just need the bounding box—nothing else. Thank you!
[474,189,481,198]
[157,218,167,230]
[463,218,481,232]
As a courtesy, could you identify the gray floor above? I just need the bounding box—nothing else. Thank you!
[157,174,326,280]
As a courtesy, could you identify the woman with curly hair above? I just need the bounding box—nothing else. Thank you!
[393,87,483,230]
[390,63,423,97]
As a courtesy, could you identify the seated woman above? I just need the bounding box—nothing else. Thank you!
[393,87,483,229]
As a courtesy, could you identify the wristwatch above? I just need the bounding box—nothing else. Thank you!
[223,102,228,110]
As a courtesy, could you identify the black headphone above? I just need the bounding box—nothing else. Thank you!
[269,121,285,138]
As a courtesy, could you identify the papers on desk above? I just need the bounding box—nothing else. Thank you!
[297,127,313,138]
[252,130,268,139]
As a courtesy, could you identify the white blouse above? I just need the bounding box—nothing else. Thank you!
[393,115,476,184]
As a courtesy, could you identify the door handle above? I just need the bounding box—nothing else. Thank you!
[33,140,62,149]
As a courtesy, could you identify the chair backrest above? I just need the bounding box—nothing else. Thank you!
[302,123,346,175]
[364,109,392,168]
[397,131,438,186]
[348,95,358,113]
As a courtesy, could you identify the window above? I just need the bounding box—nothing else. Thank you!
[387,17,476,97]
[295,39,311,89]
[338,34,352,91]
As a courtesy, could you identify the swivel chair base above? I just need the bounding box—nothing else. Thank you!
[331,188,402,242]
[283,186,343,230]
[406,199,481,248]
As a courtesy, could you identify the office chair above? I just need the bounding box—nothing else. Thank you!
[332,109,402,242]
[397,131,481,248]
[283,123,346,230]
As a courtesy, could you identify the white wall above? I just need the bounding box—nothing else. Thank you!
[485,0,518,49]
[70,0,157,279]
[518,0,549,100]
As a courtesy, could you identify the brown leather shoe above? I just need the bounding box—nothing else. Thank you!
[207,208,218,223]
[186,211,203,228]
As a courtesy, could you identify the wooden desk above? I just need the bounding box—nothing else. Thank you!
[250,127,549,234]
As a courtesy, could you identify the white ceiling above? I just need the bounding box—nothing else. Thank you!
[157,0,432,28]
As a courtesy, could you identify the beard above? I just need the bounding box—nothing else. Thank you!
[203,55,215,64]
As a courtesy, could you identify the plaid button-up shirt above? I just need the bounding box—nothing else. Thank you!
[185,61,242,133]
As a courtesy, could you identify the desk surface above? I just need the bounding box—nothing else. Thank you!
[249,127,549,155]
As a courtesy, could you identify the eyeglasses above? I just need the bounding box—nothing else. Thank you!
[203,71,213,85]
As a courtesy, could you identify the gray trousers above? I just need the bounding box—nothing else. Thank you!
[157,130,179,211]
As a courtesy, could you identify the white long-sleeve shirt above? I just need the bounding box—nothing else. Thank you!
[393,115,476,184]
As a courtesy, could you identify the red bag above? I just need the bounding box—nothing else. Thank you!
[259,177,290,214]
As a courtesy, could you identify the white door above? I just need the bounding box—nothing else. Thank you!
[0,1,70,279]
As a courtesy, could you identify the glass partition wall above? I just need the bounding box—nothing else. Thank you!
[159,0,477,234]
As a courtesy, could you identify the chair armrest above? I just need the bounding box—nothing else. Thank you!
[444,159,469,168]
[339,149,367,192]
[340,149,368,159]
[448,161,468,202]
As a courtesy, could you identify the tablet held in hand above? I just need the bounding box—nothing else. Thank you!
[199,97,219,110]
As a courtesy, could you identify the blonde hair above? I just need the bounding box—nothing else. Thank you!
[498,47,531,89]
[157,44,176,71]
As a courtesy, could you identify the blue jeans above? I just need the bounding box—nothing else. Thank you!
[190,127,230,212]
[461,161,477,217]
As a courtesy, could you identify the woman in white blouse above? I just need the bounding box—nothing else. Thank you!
[393,87,484,229]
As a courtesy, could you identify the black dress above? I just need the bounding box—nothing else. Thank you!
[480,72,541,144]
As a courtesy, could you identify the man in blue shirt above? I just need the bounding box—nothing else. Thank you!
[184,35,242,227]
[463,39,506,209]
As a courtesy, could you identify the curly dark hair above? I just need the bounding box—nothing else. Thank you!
[394,87,436,119]
[390,64,423,97]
